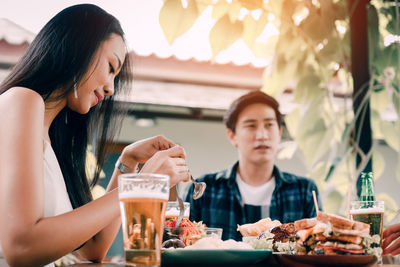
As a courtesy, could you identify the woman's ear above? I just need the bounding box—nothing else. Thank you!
[226,128,237,147]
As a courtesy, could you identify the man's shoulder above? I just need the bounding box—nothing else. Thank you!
[197,167,231,183]
[279,170,316,186]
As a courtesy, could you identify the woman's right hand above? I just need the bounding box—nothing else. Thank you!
[382,222,400,255]
[118,135,175,169]
[140,145,190,187]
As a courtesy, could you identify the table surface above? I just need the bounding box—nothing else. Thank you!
[66,264,400,267]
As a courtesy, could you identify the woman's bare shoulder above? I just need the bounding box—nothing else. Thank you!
[0,87,44,111]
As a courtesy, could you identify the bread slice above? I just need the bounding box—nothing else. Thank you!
[294,218,317,231]
[317,212,354,229]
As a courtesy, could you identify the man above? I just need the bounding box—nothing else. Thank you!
[185,91,322,241]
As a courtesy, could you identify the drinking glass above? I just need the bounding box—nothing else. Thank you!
[350,200,384,238]
[350,200,384,264]
[165,201,190,222]
[119,173,169,267]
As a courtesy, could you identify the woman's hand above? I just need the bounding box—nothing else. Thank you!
[382,222,400,255]
[140,145,189,187]
[119,135,175,169]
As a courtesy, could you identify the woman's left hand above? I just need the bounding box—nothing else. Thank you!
[382,222,400,255]
[119,135,175,169]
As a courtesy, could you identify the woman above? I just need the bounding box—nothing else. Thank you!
[0,4,189,267]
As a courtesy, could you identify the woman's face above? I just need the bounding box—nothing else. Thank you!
[67,33,126,114]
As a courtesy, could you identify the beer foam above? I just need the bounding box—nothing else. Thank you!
[119,191,168,200]
[349,207,384,214]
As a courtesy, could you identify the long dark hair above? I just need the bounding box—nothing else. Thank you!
[0,4,132,208]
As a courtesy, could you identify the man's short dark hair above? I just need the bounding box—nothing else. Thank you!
[223,90,282,132]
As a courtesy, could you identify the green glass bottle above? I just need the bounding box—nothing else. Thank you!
[359,172,375,206]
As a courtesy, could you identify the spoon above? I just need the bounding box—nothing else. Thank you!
[190,175,206,200]
[174,186,185,230]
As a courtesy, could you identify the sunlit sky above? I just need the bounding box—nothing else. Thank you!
[0,0,273,66]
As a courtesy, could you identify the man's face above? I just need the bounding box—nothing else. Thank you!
[227,103,282,165]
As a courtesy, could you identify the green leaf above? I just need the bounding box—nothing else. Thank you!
[262,64,294,97]
[334,1,349,20]
[195,0,213,14]
[367,4,383,68]
[297,113,333,168]
[280,0,299,22]
[383,5,400,35]
[228,1,242,23]
[242,13,268,48]
[323,190,343,214]
[159,0,199,44]
[284,108,300,138]
[310,161,330,190]
[320,0,336,30]
[277,141,297,160]
[209,14,243,57]
[370,87,390,113]
[294,72,323,104]
[393,92,400,118]
[299,8,332,44]
[319,34,341,65]
[371,110,384,140]
[252,41,275,59]
[381,120,399,152]
[372,150,385,181]
[239,0,263,10]
[276,27,305,62]
[211,1,229,20]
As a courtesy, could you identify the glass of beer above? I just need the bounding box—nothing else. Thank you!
[350,200,384,238]
[118,173,169,267]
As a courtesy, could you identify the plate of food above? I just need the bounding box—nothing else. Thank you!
[275,254,377,267]
[162,237,272,265]
[162,248,272,265]
[237,211,381,267]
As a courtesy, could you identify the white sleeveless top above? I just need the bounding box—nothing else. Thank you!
[0,140,73,267]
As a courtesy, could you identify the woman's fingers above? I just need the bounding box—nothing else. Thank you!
[164,145,186,159]
[382,231,400,250]
[155,135,175,151]
[383,223,400,239]
[175,165,190,183]
[383,238,400,256]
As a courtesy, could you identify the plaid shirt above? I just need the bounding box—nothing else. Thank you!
[185,161,322,241]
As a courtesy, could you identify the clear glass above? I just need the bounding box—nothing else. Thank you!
[350,200,384,264]
[118,173,170,267]
[165,201,190,221]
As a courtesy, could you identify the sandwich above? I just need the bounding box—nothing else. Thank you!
[295,212,371,255]
[239,212,380,256]
[237,217,282,237]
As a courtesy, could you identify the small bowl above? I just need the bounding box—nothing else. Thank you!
[165,201,190,219]
[202,227,223,239]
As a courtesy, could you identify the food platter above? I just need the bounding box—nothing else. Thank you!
[275,254,378,267]
[162,249,272,265]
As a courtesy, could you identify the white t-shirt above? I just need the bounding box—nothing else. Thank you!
[236,173,276,206]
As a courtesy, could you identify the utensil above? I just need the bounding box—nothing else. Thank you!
[190,175,206,200]
[175,188,185,230]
